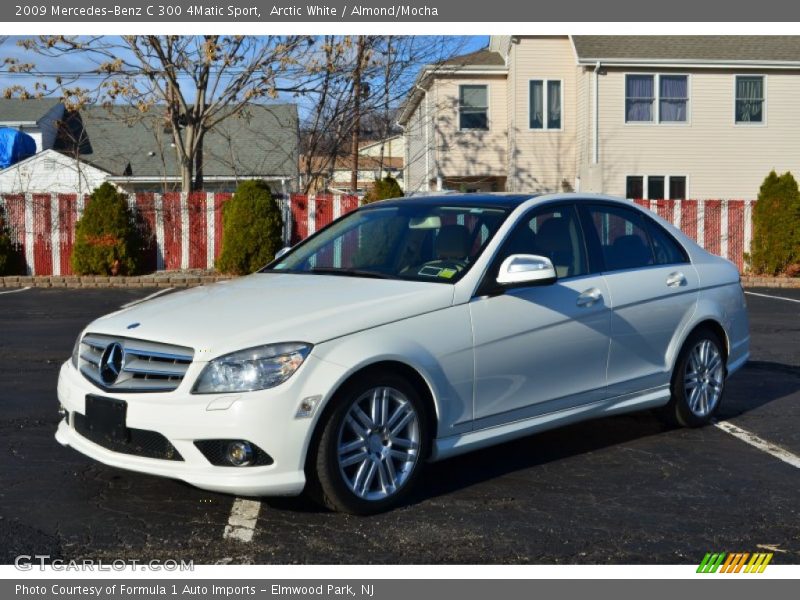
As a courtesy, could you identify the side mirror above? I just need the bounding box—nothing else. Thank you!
[275,247,291,259]
[496,254,557,286]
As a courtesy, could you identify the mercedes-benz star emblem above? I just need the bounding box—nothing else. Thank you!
[99,343,125,385]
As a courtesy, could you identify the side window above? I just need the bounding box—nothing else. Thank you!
[498,205,588,279]
[645,218,689,265]
[586,205,655,272]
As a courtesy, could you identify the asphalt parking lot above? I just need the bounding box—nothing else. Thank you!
[0,285,798,564]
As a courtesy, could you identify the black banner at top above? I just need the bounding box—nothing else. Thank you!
[4,0,799,22]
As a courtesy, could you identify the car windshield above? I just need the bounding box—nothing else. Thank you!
[263,203,510,283]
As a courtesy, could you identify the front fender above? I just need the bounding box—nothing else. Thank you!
[310,305,475,440]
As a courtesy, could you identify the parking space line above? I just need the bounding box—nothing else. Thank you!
[120,287,174,308]
[744,291,800,304]
[223,498,261,542]
[0,286,31,296]
[714,420,800,469]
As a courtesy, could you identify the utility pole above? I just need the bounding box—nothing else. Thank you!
[350,36,368,194]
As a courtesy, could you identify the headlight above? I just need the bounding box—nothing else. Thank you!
[192,343,312,394]
[71,334,82,369]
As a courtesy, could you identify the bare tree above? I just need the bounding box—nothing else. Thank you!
[5,35,313,192]
[3,35,477,195]
[298,36,359,193]
[298,36,474,194]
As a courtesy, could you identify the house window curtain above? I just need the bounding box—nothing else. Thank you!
[459,85,489,129]
[529,80,544,129]
[547,80,562,129]
[659,75,688,122]
[736,76,764,123]
[626,75,654,122]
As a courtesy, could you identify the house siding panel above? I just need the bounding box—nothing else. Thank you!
[0,150,109,195]
[507,36,577,193]
[589,67,800,198]
[575,65,591,190]
[433,75,508,180]
[405,100,430,193]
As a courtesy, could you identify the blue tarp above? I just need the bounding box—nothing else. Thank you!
[0,127,36,170]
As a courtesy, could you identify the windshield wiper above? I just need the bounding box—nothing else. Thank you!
[308,267,394,279]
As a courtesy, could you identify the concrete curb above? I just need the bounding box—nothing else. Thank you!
[0,274,234,289]
[741,276,800,289]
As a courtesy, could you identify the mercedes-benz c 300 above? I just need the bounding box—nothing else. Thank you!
[56,193,749,513]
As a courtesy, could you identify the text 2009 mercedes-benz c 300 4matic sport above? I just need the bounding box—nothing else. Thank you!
[56,193,749,514]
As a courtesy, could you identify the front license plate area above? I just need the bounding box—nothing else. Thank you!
[84,395,128,442]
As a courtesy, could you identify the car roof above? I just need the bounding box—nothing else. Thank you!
[364,193,543,210]
[362,192,640,211]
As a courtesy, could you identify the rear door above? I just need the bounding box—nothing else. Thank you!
[579,203,699,398]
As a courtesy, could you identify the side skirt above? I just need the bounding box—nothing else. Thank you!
[430,385,671,462]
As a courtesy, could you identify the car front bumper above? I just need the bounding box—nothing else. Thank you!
[55,354,348,497]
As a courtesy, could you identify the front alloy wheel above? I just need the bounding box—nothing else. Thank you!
[337,386,421,501]
[310,371,429,514]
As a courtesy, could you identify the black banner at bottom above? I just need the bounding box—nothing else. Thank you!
[4,579,797,600]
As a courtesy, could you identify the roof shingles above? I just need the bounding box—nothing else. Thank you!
[63,103,298,180]
[572,36,800,62]
[439,48,505,67]
[0,98,63,123]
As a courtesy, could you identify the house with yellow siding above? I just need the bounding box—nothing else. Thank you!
[399,35,800,200]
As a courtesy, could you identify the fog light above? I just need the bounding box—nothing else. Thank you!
[58,403,67,420]
[226,441,254,467]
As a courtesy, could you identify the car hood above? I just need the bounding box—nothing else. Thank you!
[86,273,455,359]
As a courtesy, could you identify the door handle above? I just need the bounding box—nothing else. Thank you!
[576,287,603,307]
[666,271,687,288]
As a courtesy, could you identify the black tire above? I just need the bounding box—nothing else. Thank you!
[307,370,430,515]
[664,326,726,428]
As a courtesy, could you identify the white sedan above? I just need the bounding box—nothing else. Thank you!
[56,193,749,514]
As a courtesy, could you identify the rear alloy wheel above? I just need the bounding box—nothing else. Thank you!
[667,328,726,427]
[310,372,429,514]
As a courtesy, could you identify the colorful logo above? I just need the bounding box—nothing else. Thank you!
[697,552,773,573]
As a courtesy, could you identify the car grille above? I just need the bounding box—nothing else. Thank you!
[78,334,194,393]
[72,412,183,461]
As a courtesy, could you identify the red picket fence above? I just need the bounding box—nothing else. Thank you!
[0,193,753,276]
[632,198,753,271]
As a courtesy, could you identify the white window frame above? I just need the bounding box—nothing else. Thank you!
[528,78,564,132]
[625,174,689,199]
[458,84,490,132]
[624,73,691,126]
[733,74,767,127]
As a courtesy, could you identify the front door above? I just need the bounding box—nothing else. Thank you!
[470,203,612,427]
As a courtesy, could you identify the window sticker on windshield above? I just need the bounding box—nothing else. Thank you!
[438,268,457,279]
[418,265,443,277]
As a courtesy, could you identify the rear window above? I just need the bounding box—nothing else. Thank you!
[645,218,689,265]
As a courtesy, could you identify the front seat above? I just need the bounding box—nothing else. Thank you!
[534,217,576,278]
[435,225,470,261]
